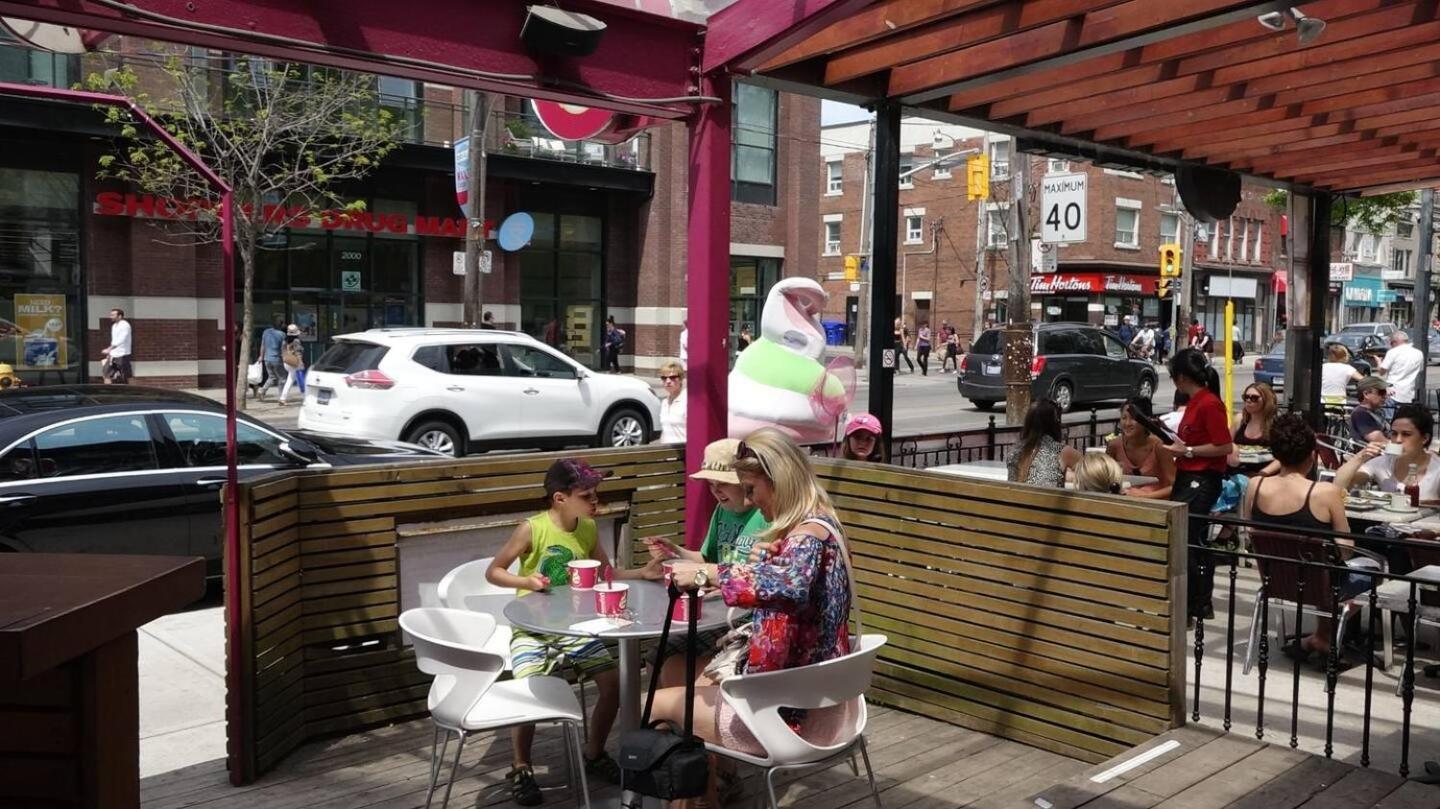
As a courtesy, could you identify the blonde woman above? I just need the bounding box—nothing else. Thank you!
[1075,452,1125,494]
[658,360,686,444]
[660,428,856,808]
[1321,343,1362,404]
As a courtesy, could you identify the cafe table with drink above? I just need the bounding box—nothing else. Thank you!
[1335,433,1440,526]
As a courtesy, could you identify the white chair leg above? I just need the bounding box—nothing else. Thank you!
[570,721,593,809]
[1336,603,1354,651]
[577,671,590,742]
[765,766,781,809]
[424,726,447,809]
[859,735,882,809]
[439,731,466,809]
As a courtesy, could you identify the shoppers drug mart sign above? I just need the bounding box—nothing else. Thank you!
[94,192,492,239]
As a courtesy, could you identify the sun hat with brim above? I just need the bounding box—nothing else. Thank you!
[286,324,301,336]
[690,438,741,484]
[1356,376,1389,395]
[844,412,883,438]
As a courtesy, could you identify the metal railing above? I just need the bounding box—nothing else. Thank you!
[808,407,1121,468]
[414,98,652,171]
[1188,514,1440,776]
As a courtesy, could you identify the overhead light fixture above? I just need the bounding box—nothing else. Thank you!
[1257,7,1326,46]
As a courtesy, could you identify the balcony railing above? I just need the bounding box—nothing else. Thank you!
[415,97,652,172]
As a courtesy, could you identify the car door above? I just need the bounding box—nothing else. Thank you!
[1098,332,1139,400]
[500,343,593,439]
[154,411,299,564]
[1038,328,1083,399]
[0,413,193,560]
[420,342,530,442]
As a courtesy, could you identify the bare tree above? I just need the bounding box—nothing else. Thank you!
[85,51,403,404]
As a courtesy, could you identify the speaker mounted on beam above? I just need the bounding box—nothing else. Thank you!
[521,6,607,58]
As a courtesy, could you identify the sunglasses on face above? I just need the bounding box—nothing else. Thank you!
[1243,394,1262,403]
[660,375,681,382]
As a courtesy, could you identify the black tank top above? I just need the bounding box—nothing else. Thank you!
[1251,477,1327,531]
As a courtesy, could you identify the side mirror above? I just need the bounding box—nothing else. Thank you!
[279,438,320,466]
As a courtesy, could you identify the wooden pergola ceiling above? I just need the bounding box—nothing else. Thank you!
[752,0,1440,194]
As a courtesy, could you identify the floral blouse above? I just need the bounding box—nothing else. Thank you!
[717,513,852,675]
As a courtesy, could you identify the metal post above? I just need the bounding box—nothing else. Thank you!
[1004,142,1033,424]
[854,122,875,370]
[682,75,730,548]
[1415,189,1434,395]
[462,91,491,327]
[1301,193,1333,427]
[866,102,901,447]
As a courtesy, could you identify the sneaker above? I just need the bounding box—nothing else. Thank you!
[507,766,542,806]
[584,750,623,785]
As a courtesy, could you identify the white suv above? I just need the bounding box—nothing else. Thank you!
[297,329,661,455]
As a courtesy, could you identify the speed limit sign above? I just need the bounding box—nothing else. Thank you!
[1040,172,1087,244]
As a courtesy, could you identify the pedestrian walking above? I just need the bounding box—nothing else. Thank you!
[481,311,497,329]
[942,328,960,373]
[1379,330,1425,419]
[277,325,305,406]
[101,308,133,384]
[916,322,932,376]
[256,315,287,401]
[603,316,625,373]
[893,317,915,373]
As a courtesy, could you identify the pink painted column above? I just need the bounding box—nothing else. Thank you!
[684,75,731,548]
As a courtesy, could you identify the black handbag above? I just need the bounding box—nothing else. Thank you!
[618,582,709,800]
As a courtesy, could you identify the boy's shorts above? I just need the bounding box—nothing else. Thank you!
[510,628,616,680]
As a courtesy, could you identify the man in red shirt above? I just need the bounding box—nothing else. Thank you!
[1159,347,1235,620]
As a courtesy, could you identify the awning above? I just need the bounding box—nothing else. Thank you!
[1273,272,1287,293]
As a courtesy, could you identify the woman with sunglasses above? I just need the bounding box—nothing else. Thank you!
[658,428,856,808]
[1105,397,1174,499]
[1230,383,1279,476]
[1159,348,1232,620]
[658,360,687,444]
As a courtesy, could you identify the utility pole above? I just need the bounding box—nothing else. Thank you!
[1003,140,1033,425]
[462,90,493,327]
[854,121,875,371]
[1416,188,1435,395]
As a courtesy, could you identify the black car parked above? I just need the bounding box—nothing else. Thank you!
[0,386,445,574]
[958,322,1159,412]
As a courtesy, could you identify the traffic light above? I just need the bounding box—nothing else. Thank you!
[967,154,990,201]
[1159,243,1182,278]
[844,255,859,282]
[1157,278,1180,300]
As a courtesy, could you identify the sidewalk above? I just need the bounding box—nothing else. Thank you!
[138,605,227,777]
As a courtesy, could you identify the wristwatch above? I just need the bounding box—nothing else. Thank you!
[1184,446,1195,459]
[693,568,711,589]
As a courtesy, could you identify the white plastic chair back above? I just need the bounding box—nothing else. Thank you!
[438,557,518,665]
[400,608,506,728]
[719,634,886,765]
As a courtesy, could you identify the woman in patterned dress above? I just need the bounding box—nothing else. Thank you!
[661,427,855,807]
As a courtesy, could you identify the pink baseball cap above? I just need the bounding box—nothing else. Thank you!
[844,413,883,438]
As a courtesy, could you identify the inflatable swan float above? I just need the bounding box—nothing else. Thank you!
[728,277,850,443]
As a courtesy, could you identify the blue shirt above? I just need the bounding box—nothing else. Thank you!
[261,327,285,362]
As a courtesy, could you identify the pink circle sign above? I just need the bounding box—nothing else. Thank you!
[531,99,615,141]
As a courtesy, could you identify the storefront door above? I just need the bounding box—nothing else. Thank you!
[518,213,604,369]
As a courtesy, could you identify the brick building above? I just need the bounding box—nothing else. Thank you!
[0,36,818,387]
[815,115,1286,350]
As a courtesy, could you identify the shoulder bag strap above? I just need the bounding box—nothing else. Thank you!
[682,589,699,739]
[640,582,680,726]
[800,516,862,641]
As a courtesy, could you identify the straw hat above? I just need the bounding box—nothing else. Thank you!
[690,438,742,484]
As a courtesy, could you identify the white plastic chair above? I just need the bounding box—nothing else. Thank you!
[437,557,518,667]
[706,634,887,809]
[401,608,591,809]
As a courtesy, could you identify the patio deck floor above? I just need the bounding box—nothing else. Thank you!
[139,704,1089,809]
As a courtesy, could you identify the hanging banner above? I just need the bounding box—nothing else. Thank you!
[15,293,67,370]
[454,136,471,218]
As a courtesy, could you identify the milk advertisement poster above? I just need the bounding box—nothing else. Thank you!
[16,294,66,369]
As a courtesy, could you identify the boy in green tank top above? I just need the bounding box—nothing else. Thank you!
[487,459,661,805]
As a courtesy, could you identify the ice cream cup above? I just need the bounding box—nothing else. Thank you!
[594,582,629,616]
[567,559,601,589]
[671,591,702,623]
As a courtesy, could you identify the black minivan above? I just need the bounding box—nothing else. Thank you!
[957,322,1158,412]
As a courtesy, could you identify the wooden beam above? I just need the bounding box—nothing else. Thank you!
[1156,118,1341,155]
[1146,90,1440,152]
[1239,137,1404,172]
[1202,131,1371,163]
[1247,141,1421,175]
[888,0,1293,103]
[762,0,997,72]
[1069,46,1440,138]
[823,0,1123,85]
[705,0,875,74]
[983,0,1425,122]
[1356,177,1440,195]
[1303,157,1440,188]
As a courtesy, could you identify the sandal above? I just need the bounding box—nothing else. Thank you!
[584,750,623,785]
[507,765,543,806]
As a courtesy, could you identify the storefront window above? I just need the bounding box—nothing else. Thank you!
[732,83,777,205]
[729,256,780,359]
[0,166,82,385]
[520,213,604,368]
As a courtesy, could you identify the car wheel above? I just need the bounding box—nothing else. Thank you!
[1050,381,1074,413]
[405,420,463,456]
[971,399,995,412]
[600,408,648,447]
[1136,376,1155,400]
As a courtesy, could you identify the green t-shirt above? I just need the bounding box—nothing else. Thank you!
[518,511,597,593]
[700,506,768,565]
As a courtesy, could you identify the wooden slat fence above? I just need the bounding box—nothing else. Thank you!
[227,444,685,784]
[811,457,1188,764]
[227,447,1186,783]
